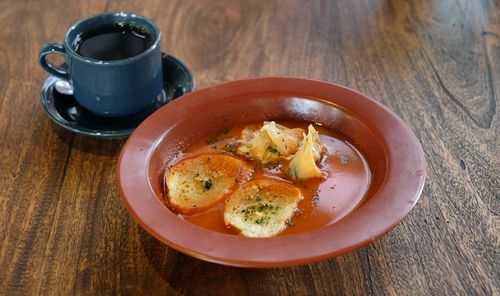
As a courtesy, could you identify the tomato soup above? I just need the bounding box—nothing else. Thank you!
[166,121,371,236]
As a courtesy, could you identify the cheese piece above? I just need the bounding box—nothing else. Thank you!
[287,125,326,180]
[237,121,304,164]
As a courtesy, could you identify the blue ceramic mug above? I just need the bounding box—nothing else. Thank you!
[38,12,163,117]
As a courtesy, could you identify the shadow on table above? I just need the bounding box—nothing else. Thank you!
[51,123,127,157]
[138,227,276,294]
[138,227,358,295]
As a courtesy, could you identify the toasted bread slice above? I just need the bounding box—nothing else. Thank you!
[224,178,302,237]
[166,154,253,213]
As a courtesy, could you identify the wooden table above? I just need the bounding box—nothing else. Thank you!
[0,0,498,295]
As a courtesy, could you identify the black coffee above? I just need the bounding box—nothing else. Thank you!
[75,24,153,61]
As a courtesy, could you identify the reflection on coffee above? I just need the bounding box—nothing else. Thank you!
[75,23,153,61]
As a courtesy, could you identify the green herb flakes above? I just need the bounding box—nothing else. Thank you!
[266,145,280,155]
[224,144,235,153]
[240,203,279,225]
[204,179,213,190]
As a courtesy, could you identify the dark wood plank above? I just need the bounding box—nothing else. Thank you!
[0,0,498,295]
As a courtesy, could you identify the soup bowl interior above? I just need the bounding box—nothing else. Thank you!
[118,77,425,267]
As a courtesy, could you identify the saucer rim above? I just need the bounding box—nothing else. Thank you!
[40,54,195,138]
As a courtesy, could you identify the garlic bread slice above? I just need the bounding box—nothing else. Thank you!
[224,178,302,237]
[166,154,253,213]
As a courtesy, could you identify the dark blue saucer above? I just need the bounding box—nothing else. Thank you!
[40,54,194,137]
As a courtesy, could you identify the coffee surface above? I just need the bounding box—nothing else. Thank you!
[75,23,152,61]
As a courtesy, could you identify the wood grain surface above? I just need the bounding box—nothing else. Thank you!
[0,0,498,295]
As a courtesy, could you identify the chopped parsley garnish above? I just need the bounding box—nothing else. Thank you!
[224,144,235,153]
[255,217,267,224]
[288,167,298,179]
[241,203,279,225]
[204,179,213,190]
[257,204,276,212]
[206,127,230,144]
[266,145,280,154]
[207,137,218,144]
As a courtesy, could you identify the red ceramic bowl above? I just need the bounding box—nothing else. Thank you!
[117,77,425,267]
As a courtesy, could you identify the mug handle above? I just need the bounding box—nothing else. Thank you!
[39,43,70,80]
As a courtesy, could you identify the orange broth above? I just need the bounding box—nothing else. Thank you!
[167,121,371,236]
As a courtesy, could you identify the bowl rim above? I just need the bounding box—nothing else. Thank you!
[117,77,426,267]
